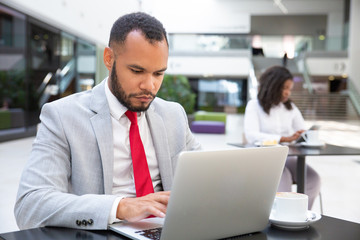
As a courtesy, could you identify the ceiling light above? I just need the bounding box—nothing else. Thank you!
[273,0,288,14]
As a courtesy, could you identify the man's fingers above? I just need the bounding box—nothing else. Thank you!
[150,191,170,197]
[142,193,169,219]
[117,191,171,222]
[147,201,168,217]
[144,194,169,214]
[158,191,171,195]
[151,193,170,204]
[126,200,167,222]
[143,191,170,204]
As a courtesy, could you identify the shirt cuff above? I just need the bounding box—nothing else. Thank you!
[108,197,123,224]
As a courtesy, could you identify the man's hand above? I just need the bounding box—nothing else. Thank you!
[116,191,170,222]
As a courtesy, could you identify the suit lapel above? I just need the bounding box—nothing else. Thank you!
[146,104,173,190]
[90,80,114,195]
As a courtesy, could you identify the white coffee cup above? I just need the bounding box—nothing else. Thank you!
[302,130,320,144]
[271,192,308,222]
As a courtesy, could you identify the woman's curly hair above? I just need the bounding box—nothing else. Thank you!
[257,66,293,114]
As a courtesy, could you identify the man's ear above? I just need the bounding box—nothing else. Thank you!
[103,47,114,71]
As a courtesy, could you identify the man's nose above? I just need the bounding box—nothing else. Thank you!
[140,74,155,91]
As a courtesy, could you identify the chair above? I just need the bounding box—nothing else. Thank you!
[190,111,227,134]
[194,111,227,123]
[243,134,324,214]
[318,192,324,214]
[191,121,226,134]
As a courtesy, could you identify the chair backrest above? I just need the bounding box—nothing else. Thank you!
[194,111,227,123]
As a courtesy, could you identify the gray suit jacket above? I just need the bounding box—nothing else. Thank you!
[14,80,201,230]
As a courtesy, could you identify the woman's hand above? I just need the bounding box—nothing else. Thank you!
[280,130,305,143]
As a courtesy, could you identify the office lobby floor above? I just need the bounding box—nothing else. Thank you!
[1,114,359,234]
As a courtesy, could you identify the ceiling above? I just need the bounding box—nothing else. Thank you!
[0,0,346,45]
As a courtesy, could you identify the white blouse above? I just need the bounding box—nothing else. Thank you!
[244,99,305,144]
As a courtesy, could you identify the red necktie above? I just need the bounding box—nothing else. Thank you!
[125,110,154,197]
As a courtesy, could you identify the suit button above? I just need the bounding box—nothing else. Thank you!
[82,219,87,226]
[76,220,81,226]
[88,219,94,225]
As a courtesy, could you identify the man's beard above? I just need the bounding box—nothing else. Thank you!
[110,62,155,112]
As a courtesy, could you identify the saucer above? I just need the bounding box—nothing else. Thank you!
[300,141,325,148]
[269,211,321,230]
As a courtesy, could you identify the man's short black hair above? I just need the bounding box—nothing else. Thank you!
[109,12,168,47]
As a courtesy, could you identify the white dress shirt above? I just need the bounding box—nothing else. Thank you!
[244,99,305,144]
[104,78,162,223]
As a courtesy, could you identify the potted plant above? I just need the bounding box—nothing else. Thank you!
[0,70,26,109]
[157,74,196,123]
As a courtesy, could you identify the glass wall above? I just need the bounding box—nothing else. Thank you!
[0,3,97,139]
[252,34,347,59]
[0,5,27,132]
[28,19,60,121]
[169,34,251,52]
[190,78,247,113]
[169,34,250,113]
[76,39,96,92]
[0,5,26,111]
[169,33,348,60]
[59,32,76,98]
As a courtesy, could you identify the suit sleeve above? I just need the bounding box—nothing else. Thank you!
[14,103,117,230]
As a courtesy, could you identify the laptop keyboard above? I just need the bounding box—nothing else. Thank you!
[135,227,162,240]
[134,227,256,240]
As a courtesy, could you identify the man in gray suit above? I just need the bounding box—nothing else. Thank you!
[15,12,201,230]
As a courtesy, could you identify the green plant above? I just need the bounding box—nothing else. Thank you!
[0,70,26,108]
[157,75,196,114]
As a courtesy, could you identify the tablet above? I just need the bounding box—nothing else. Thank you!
[295,125,320,143]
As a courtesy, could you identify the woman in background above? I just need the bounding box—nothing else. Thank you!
[244,66,321,209]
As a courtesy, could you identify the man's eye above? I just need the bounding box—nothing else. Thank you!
[155,72,164,76]
[131,69,142,73]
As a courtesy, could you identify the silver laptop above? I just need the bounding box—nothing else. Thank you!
[109,146,288,240]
